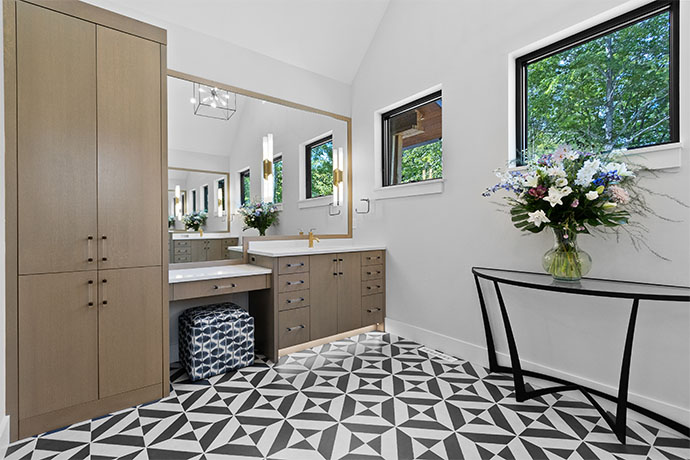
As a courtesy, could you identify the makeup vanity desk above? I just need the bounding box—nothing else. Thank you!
[169,240,387,363]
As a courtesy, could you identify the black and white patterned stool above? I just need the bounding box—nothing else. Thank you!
[179,302,255,381]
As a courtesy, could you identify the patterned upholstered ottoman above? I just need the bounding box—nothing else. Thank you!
[179,303,255,381]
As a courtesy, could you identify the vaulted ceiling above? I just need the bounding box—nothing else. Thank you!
[84,0,390,84]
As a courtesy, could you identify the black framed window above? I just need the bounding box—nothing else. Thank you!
[202,185,209,212]
[191,189,197,212]
[382,91,442,187]
[240,169,250,206]
[305,135,333,199]
[516,0,679,164]
[273,156,283,203]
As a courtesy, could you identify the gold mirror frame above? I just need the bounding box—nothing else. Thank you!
[167,69,353,241]
[167,167,231,233]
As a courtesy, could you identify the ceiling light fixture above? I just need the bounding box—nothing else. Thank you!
[190,82,237,120]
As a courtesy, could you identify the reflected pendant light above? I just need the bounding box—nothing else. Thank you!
[190,82,237,120]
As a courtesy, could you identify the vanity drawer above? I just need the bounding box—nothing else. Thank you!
[174,240,191,248]
[174,247,192,255]
[279,306,310,349]
[173,255,191,263]
[222,238,239,247]
[278,256,310,275]
[172,274,270,300]
[278,273,310,293]
[362,293,384,324]
[362,279,384,296]
[278,290,310,311]
[361,251,384,266]
[361,264,384,281]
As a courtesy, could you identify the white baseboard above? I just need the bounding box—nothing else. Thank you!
[384,317,690,429]
[0,415,10,455]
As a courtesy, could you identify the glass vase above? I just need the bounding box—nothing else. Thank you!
[541,226,592,281]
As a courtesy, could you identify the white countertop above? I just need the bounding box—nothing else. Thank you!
[247,239,386,257]
[169,263,271,284]
[171,232,237,240]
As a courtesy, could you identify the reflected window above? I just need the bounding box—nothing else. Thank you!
[240,169,250,206]
[202,184,209,212]
[306,135,333,199]
[382,91,442,186]
[274,156,283,204]
[191,189,197,212]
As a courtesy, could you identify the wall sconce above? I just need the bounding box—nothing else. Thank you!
[262,133,274,202]
[174,185,182,220]
[332,147,344,206]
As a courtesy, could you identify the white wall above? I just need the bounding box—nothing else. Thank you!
[350,0,690,425]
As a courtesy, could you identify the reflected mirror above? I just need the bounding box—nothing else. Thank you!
[167,72,351,264]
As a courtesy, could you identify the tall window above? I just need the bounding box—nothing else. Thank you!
[240,169,250,206]
[516,0,678,163]
[305,135,333,198]
[191,189,197,212]
[202,185,209,212]
[382,91,442,187]
[273,156,283,204]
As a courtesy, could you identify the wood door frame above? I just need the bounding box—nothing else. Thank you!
[3,0,168,441]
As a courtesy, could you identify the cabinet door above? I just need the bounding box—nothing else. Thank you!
[97,26,161,269]
[191,240,207,261]
[309,254,338,340]
[337,253,362,333]
[206,240,222,261]
[16,2,97,275]
[99,267,162,398]
[19,271,99,418]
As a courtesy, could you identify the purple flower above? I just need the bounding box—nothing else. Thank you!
[571,199,579,208]
[528,186,547,199]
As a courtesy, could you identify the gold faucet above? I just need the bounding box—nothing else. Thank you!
[308,229,320,248]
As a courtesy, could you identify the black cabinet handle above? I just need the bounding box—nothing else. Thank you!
[367,308,382,313]
[286,325,305,332]
[286,262,305,268]
[286,297,305,304]
[287,280,305,286]
[213,283,237,290]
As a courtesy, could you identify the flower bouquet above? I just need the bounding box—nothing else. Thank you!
[238,202,279,236]
[183,211,207,232]
[483,145,637,281]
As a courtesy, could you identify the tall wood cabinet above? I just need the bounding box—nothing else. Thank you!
[5,0,168,440]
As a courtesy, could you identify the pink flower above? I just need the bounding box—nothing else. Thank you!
[571,199,579,208]
[528,185,547,199]
[608,185,630,204]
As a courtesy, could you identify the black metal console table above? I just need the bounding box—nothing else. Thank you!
[472,267,690,444]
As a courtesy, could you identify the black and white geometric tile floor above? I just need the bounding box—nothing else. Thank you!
[4,332,689,459]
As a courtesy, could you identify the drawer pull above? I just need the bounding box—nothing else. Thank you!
[286,297,305,304]
[213,283,237,290]
[367,285,382,290]
[286,324,305,332]
[287,280,305,286]
[286,262,305,268]
[367,308,382,313]
[366,270,381,275]
[367,256,381,261]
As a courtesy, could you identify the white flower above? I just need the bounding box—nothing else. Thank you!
[527,210,550,227]
[543,186,572,207]
[575,159,601,186]
[585,190,599,200]
[602,202,618,209]
[566,150,580,160]
[555,177,568,187]
[604,162,634,178]
[553,145,572,162]
[523,175,538,187]
[546,166,566,178]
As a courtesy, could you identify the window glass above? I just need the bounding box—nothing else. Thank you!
[274,156,283,203]
[306,136,333,198]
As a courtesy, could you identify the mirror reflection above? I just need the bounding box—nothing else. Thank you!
[167,75,349,264]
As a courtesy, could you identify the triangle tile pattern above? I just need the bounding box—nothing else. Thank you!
[4,332,688,459]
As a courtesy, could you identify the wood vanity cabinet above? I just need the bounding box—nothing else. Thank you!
[172,238,234,263]
[250,249,385,362]
[8,0,168,440]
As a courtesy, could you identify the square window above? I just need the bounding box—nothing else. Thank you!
[305,135,333,199]
[382,91,442,187]
[516,0,678,164]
